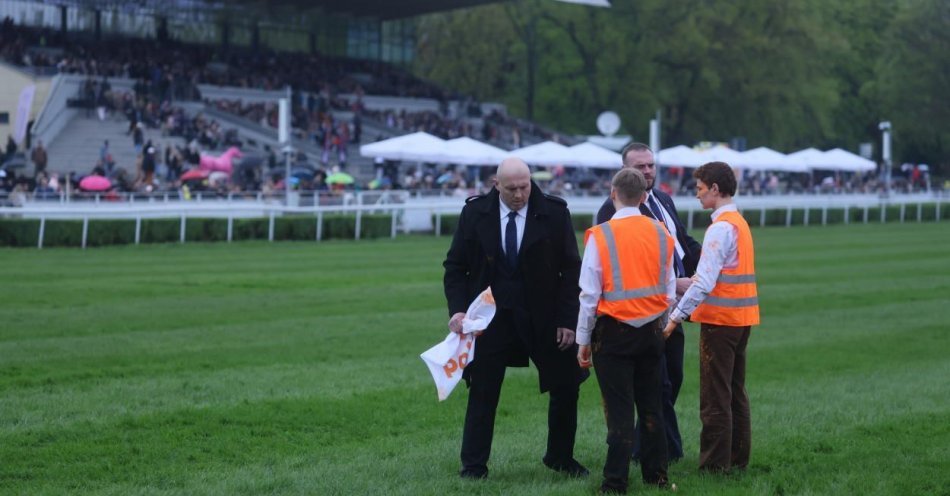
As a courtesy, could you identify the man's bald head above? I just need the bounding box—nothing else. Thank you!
[496,157,532,211]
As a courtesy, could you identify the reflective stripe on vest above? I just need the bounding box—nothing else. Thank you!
[600,221,669,301]
[691,210,760,326]
[589,216,673,329]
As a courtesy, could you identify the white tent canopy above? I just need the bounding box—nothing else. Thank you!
[359,132,447,163]
[814,148,877,172]
[735,147,809,173]
[564,142,623,169]
[442,137,508,165]
[657,145,706,167]
[508,141,572,166]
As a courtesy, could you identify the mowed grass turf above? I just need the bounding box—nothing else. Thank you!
[1,222,948,495]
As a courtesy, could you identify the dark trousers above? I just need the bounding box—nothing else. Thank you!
[698,324,751,472]
[591,317,668,492]
[460,312,579,474]
[633,325,684,460]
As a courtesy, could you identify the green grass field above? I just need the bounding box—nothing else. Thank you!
[1,223,949,495]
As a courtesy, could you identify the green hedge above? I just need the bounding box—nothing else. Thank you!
[0,214,395,247]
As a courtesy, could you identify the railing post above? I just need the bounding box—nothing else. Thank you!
[391,207,397,239]
[316,211,323,241]
[844,205,849,225]
[268,211,275,242]
[38,216,46,249]
[82,216,89,249]
[917,202,922,223]
[760,207,765,227]
[180,213,186,243]
[880,203,886,223]
[227,215,233,242]
[863,205,869,224]
[786,207,792,227]
[821,205,827,226]
[899,202,905,223]
[435,211,442,237]
[135,217,141,244]
[355,209,362,240]
[804,207,809,226]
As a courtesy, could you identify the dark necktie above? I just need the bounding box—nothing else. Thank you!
[647,194,686,277]
[505,210,518,268]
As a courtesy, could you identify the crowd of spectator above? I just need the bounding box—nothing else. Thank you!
[1,18,444,101]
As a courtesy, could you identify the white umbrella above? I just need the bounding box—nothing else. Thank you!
[564,142,623,169]
[820,148,877,172]
[656,145,706,167]
[359,132,447,163]
[736,147,809,173]
[700,146,746,165]
[508,141,572,166]
[442,137,508,166]
[788,147,828,169]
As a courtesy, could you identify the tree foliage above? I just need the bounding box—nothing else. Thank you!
[413,0,949,172]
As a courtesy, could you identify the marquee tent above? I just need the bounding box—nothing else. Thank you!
[735,147,809,173]
[359,132,446,162]
[442,137,508,165]
[563,142,623,169]
[508,141,572,166]
[657,145,706,167]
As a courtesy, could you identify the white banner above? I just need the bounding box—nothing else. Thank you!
[14,84,36,144]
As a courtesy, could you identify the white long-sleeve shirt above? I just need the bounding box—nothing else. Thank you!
[670,203,740,323]
[576,207,677,346]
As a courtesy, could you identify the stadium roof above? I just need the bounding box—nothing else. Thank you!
[56,0,513,21]
[230,0,513,20]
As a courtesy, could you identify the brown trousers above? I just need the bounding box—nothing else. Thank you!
[698,324,751,472]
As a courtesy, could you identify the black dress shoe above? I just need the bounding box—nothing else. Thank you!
[543,457,590,478]
[459,467,488,479]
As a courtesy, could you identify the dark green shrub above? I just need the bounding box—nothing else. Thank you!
[87,219,136,246]
[572,213,595,232]
[43,220,83,247]
[436,214,460,237]
[142,218,180,244]
[0,219,40,246]
[276,216,316,241]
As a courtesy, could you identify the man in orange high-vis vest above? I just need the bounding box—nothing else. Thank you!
[662,161,760,474]
[577,168,675,493]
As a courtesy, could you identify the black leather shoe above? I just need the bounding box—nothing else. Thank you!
[459,467,488,479]
[543,457,590,478]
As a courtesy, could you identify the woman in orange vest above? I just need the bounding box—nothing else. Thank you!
[662,161,760,474]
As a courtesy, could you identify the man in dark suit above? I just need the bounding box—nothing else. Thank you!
[596,142,702,463]
[444,157,588,480]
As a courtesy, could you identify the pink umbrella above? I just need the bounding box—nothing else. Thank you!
[79,175,112,192]
[180,169,210,181]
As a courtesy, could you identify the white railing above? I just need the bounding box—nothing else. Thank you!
[0,192,944,249]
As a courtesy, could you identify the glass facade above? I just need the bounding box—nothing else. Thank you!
[0,0,416,63]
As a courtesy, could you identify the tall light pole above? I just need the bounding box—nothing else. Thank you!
[879,121,892,195]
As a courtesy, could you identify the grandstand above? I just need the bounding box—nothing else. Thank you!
[1,0,573,201]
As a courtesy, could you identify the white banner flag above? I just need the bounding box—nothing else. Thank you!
[420,288,496,401]
[14,84,35,145]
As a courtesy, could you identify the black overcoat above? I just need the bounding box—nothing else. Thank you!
[443,183,582,393]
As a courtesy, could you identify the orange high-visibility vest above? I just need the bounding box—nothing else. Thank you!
[585,215,674,328]
[691,210,760,326]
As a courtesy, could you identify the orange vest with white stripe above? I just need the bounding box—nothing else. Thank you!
[690,210,760,326]
[585,215,674,328]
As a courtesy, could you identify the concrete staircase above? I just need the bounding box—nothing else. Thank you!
[43,112,185,177]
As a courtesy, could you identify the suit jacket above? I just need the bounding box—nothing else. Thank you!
[596,189,701,276]
[444,182,582,392]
